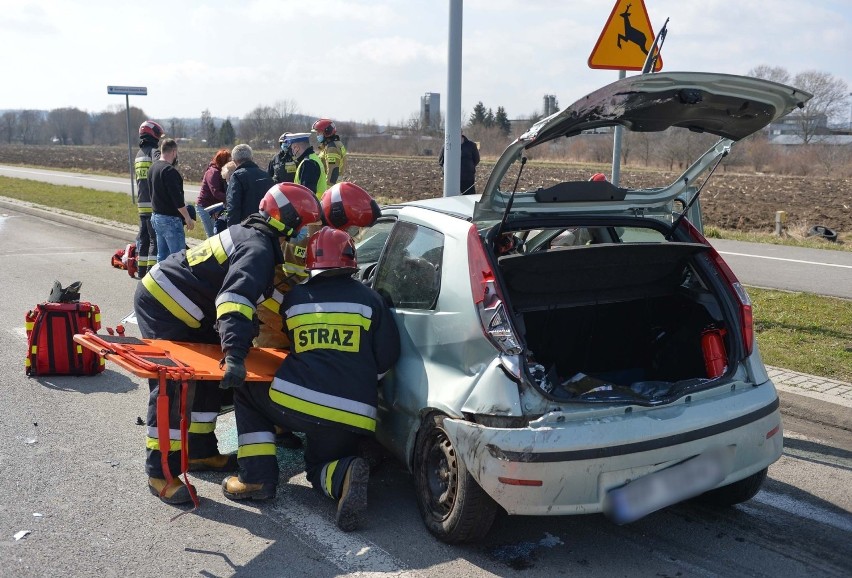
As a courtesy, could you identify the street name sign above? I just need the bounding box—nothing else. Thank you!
[107,85,148,96]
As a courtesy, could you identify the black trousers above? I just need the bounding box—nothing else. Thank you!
[233,380,362,501]
[134,283,225,478]
[136,214,157,276]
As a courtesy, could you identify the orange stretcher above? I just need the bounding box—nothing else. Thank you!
[73,331,286,381]
[73,330,288,512]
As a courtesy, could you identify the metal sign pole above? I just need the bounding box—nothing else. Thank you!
[124,94,136,205]
[107,85,148,206]
[610,70,627,186]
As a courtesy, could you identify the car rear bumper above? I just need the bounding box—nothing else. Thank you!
[441,382,783,517]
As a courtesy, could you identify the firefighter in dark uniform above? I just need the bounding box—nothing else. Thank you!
[134,120,165,277]
[267,133,297,184]
[134,183,322,504]
[223,227,400,532]
[254,182,383,450]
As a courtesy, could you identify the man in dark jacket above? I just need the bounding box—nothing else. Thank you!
[150,138,195,262]
[226,144,275,227]
[267,133,297,184]
[135,183,322,505]
[222,227,401,532]
[134,120,165,277]
[439,132,481,195]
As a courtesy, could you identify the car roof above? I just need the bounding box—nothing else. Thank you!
[389,194,476,221]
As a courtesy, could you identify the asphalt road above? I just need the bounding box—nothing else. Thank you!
[1,206,850,577]
[2,164,850,299]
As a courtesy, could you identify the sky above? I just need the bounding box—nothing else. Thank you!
[3,0,851,126]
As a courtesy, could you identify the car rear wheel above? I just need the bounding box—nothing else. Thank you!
[697,467,768,506]
[414,414,497,543]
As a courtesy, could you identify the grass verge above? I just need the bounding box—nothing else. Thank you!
[750,287,852,383]
[705,226,852,252]
[2,176,851,382]
[0,176,206,240]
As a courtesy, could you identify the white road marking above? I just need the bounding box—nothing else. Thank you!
[749,490,852,532]
[718,251,852,270]
[1,167,126,186]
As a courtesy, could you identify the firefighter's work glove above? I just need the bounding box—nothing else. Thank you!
[220,355,246,390]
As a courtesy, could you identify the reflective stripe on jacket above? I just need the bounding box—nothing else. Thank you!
[139,220,283,359]
[271,274,401,435]
[135,143,159,214]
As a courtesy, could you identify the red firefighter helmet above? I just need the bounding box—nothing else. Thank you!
[589,172,607,182]
[321,182,381,229]
[306,227,357,272]
[311,118,336,138]
[139,120,165,140]
[258,183,321,236]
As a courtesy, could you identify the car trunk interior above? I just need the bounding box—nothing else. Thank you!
[499,242,729,403]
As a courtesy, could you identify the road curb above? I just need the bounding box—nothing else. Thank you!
[0,196,200,246]
[0,196,138,243]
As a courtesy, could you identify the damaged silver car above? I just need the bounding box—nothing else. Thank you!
[355,71,811,543]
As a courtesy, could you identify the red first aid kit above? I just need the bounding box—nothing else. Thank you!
[25,301,105,376]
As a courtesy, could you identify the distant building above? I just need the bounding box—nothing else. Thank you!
[420,92,441,130]
[543,94,558,117]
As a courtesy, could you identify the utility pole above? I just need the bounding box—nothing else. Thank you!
[443,0,463,197]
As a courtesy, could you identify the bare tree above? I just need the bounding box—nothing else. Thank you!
[201,109,217,146]
[48,107,91,145]
[1,111,17,143]
[18,110,45,144]
[748,64,791,85]
[240,105,278,146]
[168,118,187,139]
[792,70,850,144]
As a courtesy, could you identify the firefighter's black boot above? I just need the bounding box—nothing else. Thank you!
[336,458,369,532]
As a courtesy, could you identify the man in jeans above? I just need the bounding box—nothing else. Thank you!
[150,138,195,262]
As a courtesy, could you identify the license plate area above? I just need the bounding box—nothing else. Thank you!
[604,445,735,524]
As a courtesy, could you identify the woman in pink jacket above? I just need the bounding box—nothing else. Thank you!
[196,149,232,237]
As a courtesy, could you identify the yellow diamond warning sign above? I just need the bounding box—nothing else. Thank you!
[588,0,662,71]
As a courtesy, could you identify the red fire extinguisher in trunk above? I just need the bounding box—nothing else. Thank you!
[701,326,727,378]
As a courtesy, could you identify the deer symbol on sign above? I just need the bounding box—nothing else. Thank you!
[617,4,649,55]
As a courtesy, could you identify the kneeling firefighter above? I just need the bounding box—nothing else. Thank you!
[254,182,383,449]
[224,226,401,532]
[133,183,322,504]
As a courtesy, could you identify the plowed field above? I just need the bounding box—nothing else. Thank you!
[1,145,850,233]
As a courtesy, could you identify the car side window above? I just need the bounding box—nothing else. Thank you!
[373,222,443,310]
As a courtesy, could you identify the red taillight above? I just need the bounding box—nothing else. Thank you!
[467,225,493,304]
[683,221,754,356]
[467,226,522,354]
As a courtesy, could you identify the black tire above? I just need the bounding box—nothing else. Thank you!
[696,467,768,506]
[807,225,838,242]
[414,414,498,543]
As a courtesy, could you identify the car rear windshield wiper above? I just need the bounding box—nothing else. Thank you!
[667,149,727,240]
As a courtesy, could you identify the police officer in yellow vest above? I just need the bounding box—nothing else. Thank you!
[285,133,327,199]
[312,119,347,185]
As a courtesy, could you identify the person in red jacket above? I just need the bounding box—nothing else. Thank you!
[196,149,232,237]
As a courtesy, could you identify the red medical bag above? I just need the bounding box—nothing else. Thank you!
[25,301,105,376]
